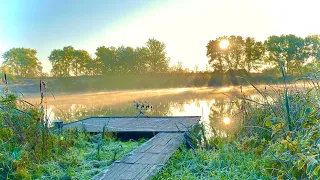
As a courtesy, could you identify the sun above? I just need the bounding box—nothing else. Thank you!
[219,39,229,50]
[223,117,231,125]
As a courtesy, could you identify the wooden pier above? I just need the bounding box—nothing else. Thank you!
[62,116,200,180]
[93,132,184,180]
[63,116,200,133]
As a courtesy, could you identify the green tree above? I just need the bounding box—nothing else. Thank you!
[116,46,135,73]
[206,37,228,73]
[49,46,93,77]
[48,49,64,76]
[305,35,320,62]
[72,50,92,76]
[2,48,43,77]
[146,38,169,73]
[85,58,101,76]
[49,46,75,77]
[134,47,149,73]
[305,35,320,71]
[62,46,76,76]
[244,37,265,72]
[266,34,307,73]
[229,35,245,70]
[95,46,117,73]
[207,36,245,72]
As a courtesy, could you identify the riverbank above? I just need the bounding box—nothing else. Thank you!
[153,80,320,179]
[0,87,146,179]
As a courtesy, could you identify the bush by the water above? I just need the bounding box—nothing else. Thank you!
[0,84,143,179]
[154,73,320,179]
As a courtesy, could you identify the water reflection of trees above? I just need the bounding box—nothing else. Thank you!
[50,92,211,122]
[50,101,174,122]
[208,98,242,133]
[207,93,271,135]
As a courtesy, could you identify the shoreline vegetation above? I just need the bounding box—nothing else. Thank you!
[0,82,145,179]
[153,71,320,179]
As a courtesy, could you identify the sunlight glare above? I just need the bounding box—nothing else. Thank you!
[219,39,229,50]
[223,117,231,125]
[220,87,231,91]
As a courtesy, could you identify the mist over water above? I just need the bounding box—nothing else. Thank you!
[26,86,269,133]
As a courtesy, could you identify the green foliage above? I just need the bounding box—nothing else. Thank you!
[32,133,141,179]
[0,83,142,179]
[153,143,266,180]
[49,46,94,77]
[47,38,170,77]
[95,46,120,74]
[72,49,93,76]
[266,34,308,74]
[244,37,265,72]
[207,35,265,73]
[238,72,319,179]
[207,34,320,75]
[1,48,43,77]
[155,72,319,179]
[206,36,229,73]
[146,38,170,73]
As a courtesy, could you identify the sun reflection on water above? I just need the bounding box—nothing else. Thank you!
[223,117,231,125]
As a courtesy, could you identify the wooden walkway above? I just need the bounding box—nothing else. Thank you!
[61,116,200,180]
[92,132,184,180]
[63,116,200,133]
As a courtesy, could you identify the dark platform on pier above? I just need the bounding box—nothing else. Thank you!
[63,116,201,133]
[92,132,184,180]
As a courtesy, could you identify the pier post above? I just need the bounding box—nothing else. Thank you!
[54,120,63,133]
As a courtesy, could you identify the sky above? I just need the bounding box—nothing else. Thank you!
[1,0,320,72]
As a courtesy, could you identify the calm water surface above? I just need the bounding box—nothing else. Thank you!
[26,86,280,133]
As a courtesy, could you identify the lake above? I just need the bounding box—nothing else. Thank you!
[26,84,293,134]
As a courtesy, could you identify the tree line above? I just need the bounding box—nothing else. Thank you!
[207,34,320,74]
[1,35,319,78]
[49,38,170,77]
[0,38,170,77]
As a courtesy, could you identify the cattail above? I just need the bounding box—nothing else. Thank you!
[40,80,43,103]
[4,74,8,92]
[4,73,7,86]
[42,81,47,89]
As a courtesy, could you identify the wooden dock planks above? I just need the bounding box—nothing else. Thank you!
[61,116,200,179]
[63,116,200,133]
[92,133,184,180]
